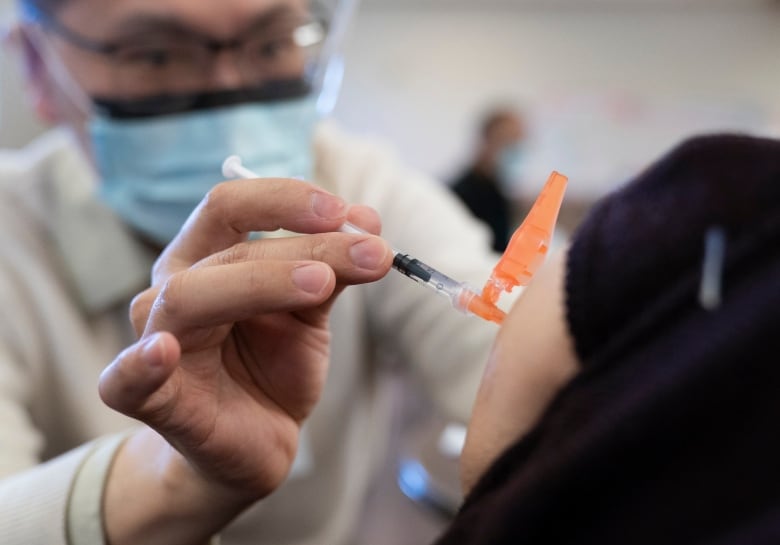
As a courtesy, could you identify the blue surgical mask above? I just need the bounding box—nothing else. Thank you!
[497,144,525,189]
[91,96,319,245]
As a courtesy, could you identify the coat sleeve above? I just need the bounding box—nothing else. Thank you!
[0,193,128,545]
[0,430,129,545]
[316,124,515,423]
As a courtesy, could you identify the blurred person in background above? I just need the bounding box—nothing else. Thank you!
[451,107,527,252]
[0,0,502,543]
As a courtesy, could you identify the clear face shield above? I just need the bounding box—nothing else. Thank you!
[18,0,360,246]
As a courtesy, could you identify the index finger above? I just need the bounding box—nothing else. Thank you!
[154,178,349,283]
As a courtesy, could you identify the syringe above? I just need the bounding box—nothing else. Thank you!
[221,156,506,324]
[389,253,507,324]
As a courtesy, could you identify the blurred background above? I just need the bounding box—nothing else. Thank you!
[1,0,778,543]
[2,0,779,224]
[334,0,779,204]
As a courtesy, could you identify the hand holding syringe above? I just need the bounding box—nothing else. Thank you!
[222,156,567,325]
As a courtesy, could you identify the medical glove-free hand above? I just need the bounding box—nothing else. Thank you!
[97,177,392,545]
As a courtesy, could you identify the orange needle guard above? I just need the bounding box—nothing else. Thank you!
[467,171,569,324]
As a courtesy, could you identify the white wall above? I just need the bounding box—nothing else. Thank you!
[333,3,780,197]
[2,1,779,197]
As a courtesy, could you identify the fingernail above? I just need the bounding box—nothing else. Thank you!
[350,238,388,270]
[292,264,330,294]
[311,192,347,220]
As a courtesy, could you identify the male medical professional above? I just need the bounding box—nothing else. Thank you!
[0,0,500,543]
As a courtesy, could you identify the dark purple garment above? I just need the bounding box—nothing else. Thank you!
[435,135,780,545]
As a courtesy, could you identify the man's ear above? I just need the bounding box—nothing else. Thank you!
[4,24,60,124]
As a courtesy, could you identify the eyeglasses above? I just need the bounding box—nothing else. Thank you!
[23,3,328,101]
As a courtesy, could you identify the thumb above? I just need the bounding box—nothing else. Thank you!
[99,332,181,419]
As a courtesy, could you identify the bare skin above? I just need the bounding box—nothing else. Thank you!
[99,180,392,545]
[461,250,580,495]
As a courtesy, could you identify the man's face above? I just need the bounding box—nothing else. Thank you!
[28,0,310,120]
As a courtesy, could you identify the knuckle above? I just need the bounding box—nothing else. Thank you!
[217,241,253,266]
[308,232,349,263]
[201,181,232,218]
[156,273,187,320]
[152,252,166,281]
[97,369,117,409]
[201,181,250,235]
[246,261,269,293]
[129,291,155,334]
[308,235,332,262]
[151,256,166,282]
[99,355,136,413]
[151,249,175,284]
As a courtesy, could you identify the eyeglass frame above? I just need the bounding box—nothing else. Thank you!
[19,1,329,66]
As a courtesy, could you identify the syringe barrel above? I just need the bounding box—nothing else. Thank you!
[392,254,463,302]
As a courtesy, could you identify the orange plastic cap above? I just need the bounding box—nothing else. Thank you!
[481,171,568,305]
[466,295,507,325]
